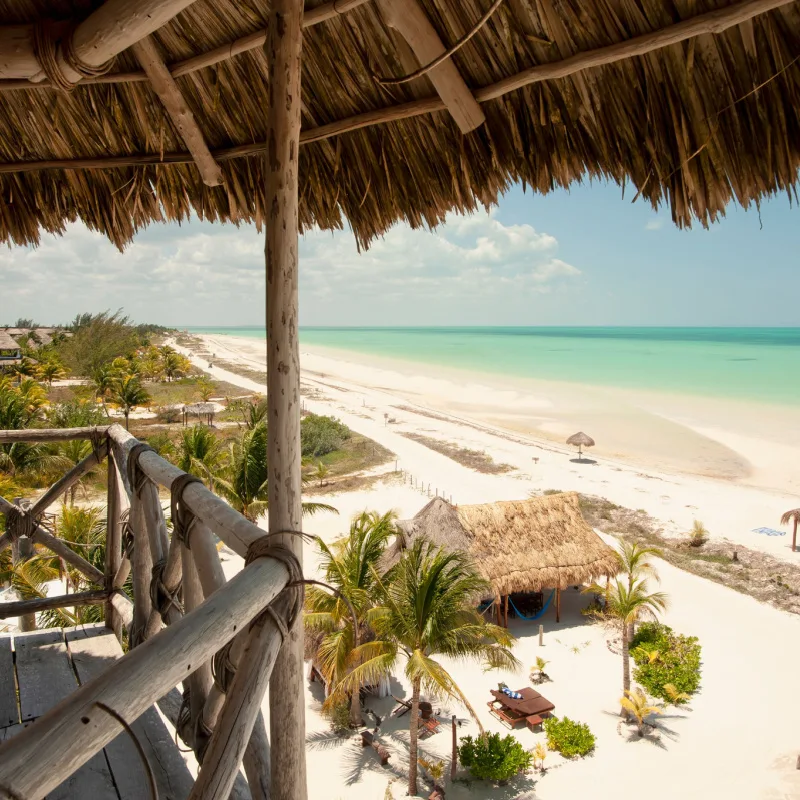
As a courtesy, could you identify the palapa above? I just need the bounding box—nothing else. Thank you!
[567,431,595,458]
[0,0,797,250]
[388,492,620,597]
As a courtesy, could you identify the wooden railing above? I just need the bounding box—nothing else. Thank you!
[0,424,302,800]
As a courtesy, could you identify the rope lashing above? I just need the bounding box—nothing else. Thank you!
[170,473,203,548]
[194,711,214,764]
[212,640,237,694]
[150,559,183,622]
[32,19,116,92]
[126,442,155,497]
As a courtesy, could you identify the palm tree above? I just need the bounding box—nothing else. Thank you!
[343,541,519,796]
[111,374,151,430]
[178,426,225,490]
[305,510,398,726]
[619,688,663,736]
[215,423,335,522]
[241,397,268,429]
[58,439,97,503]
[663,683,691,705]
[584,577,668,707]
[616,541,662,640]
[37,360,66,387]
[91,366,115,418]
[163,352,190,382]
[314,461,330,487]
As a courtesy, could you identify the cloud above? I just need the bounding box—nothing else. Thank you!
[645,219,665,231]
[0,211,581,326]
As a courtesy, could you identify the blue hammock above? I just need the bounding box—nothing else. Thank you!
[508,590,556,621]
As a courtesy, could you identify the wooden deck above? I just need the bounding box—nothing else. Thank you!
[0,624,195,799]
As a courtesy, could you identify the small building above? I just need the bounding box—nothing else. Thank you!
[0,331,22,369]
[389,492,620,624]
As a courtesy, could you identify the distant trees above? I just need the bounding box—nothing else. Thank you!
[110,374,151,430]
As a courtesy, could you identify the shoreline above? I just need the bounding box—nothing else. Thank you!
[197,332,800,496]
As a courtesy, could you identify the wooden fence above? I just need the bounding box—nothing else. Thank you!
[0,424,302,799]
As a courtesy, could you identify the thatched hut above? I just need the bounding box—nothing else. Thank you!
[567,431,595,458]
[0,331,22,370]
[390,492,620,625]
[781,508,800,552]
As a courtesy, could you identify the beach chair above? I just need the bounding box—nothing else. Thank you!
[391,694,412,717]
[418,717,441,739]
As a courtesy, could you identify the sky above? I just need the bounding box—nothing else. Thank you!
[1,179,799,328]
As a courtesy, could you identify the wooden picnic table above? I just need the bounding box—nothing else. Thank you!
[488,688,555,729]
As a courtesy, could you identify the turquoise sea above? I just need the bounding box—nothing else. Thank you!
[185,327,800,407]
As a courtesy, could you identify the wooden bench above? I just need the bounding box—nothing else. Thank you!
[526,714,544,731]
[361,730,390,765]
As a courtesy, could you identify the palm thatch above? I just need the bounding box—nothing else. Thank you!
[0,332,21,352]
[567,432,595,448]
[780,508,800,525]
[388,492,620,597]
[0,0,798,249]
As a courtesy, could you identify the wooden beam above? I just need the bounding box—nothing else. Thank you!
[0,0,204,83]
[375,0,484,134]
[0,554,291,799]
[1,0,792,174]
[265,2,306,800]
[131,35,224,187]
[0,589,110,620]
[0,427,109,443]
[104,451,126,639]
[28,439,108,519]
[0,0,372,89]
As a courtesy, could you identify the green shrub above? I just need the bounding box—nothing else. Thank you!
[301,413,350,457]
[325,701,351,734]
[46,400,106,428]
[543,716,596,758]
[458,732,532,783]
[630,622,702,703]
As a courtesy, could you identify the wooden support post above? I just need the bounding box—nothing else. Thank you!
[105,449,126,640]
[538,624,544,646]
[131,35,224,187]
[375,0,485,133]
[130,491,153,646]
[188,610,285,800]
[181,545,213,743]
[503,594,509,628]
[14,533,35,631]
[265,1,306,798]
[495,598,501,628]
[451,715,457,780]
[555,588,561,623]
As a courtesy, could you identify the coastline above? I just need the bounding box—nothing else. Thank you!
[196,332,800,496]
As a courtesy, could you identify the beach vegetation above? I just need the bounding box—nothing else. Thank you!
[542,716,596,758]
[46,400,106,429]
[530,656,550,683]
[178,425,226,490]
[339,540,518,796]
[458,732,532,783]
[304,510,398,726]
[301,413,351,457]
[36,359,66,387]
[324,701,352,735]
[583,577,668,707]
[531,741,548,772]
[110,374,151,430]
[215,423,336,522]
[619,688,663,737]
[630,622,701,704]
[687,520,709,547]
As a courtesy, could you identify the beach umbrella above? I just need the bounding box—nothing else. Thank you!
[567,431,595,459]
[781,508,800,553]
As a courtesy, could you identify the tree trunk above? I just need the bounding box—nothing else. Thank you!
[349,686,363,728]
[621,625,630,717]
[627,621,635,644]
[408,678,421,796]
[124,410,130,430]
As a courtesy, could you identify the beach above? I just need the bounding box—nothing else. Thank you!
[166,330,800,800]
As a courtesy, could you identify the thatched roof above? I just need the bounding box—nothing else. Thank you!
[781,508,800,525]
[567,431,595,447]
[390,492,620,596]
[0,0,798,249]
[0,332,21,351]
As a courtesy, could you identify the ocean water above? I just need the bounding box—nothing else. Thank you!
[186,327,800,406]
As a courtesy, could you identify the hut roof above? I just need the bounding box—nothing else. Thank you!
[0,0,798,249]
[567,431,595,447]
[781,508,800,524]
[0,331,21,350]
[391,492,620,596]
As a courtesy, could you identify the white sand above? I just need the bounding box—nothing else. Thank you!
[176,334,800,800]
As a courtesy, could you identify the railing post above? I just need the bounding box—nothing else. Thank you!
[104,447,126,640]
[10,498,35,631]
[130,483,153,646]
